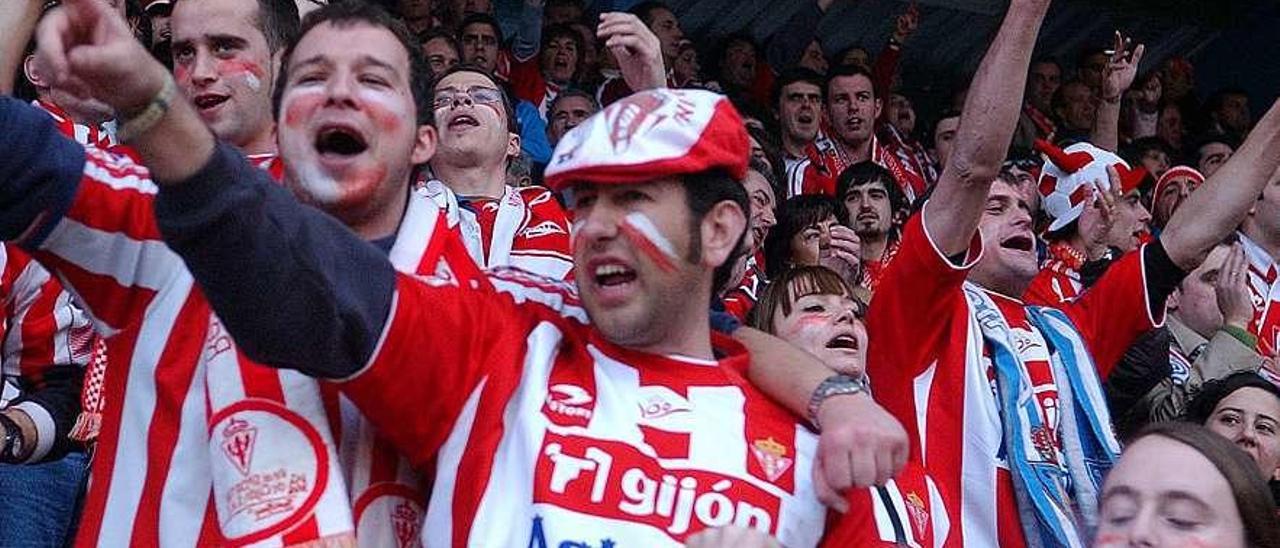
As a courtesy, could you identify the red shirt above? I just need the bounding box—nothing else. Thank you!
[866,213,1160,546]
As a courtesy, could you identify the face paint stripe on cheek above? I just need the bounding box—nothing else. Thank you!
[620,211,679,273]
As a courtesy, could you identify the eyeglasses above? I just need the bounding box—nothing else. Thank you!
[433,86,505,111]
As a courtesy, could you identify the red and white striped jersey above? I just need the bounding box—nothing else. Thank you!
[31,99,117,150]
[1239,231,1280,383]
[866,214,1158,547]
[822,462,949,548]
[785,133,926,202]
[35,147,478,547]
[1024,258,1081,306]
[0,244,94,462]
[339,271,828,547]
[421,180,574,280]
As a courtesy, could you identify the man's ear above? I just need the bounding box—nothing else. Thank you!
[412,124,439,165]
[268,49,287,96]
[23,55,48,89]
[1167,287,1181,311]
[700,200,748,270]
[873,97,882,120]
[506,131,522,159]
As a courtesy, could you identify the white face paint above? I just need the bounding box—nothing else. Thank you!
[288,159,344,206]
[243,72,262,92]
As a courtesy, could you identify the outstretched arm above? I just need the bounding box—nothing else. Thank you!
[1160,99,1280,271]
[736,326,907,506]
[921,0,1051,255]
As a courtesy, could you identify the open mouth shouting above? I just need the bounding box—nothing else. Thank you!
[587,259,640,306]
[192,93,231,115]
[1000,234,1035,253]
[314,124,369,165]
[825,332,860,353]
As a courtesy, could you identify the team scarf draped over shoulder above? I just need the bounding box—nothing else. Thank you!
[963,284,1121,548]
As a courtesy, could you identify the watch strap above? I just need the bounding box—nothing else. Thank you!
[806,374,869,430]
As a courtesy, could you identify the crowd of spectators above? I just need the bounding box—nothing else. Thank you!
[0,0,1278,545]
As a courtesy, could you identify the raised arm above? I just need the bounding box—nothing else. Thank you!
[921,0,1050,255]
[1160,99,1280,271]
[1091,31,1144,151]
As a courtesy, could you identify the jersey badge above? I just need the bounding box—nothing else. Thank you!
[750,437,793,483]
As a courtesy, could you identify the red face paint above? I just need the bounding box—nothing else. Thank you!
[216,59,264,79]
[619,212,679,273]
[283,94,323,128]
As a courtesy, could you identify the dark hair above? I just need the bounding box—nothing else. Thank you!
[271,1,432,126]
[824,63,876,104]
[1193,133,1239,162]
[710,33,757,87]
[928,108,962,149]
[764,194,846,279]
[254,0,301,53]
[547,88,599,116]
[457,13,504,44]
[419,27,460,52]
[1122,136,1174,167]
[1185,371,1280,426]
[835,161,910,222]
[1030,56,1062,72]
[1125,421,1280,547]
[430,64,519,134]
[541,23,584,80]
[629,0,673,26]
[749,265,862,333]
[681,170,750,295]
[772,67,825,109]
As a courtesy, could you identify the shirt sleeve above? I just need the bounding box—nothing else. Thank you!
[866,208,981,380]
[1,246,93,462]
[1065,242,1182,379]
[155,142,396,379]
[0,96,182,335]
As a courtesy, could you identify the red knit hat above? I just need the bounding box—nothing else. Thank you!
[543,89,749,191]
[1153,165,1205,201]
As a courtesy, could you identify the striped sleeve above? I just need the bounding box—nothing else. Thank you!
[0,96,170,335]
[31,147,179,335]
[1,244,93,462]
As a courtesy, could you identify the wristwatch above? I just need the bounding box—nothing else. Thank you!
[0,413,25,463]
[807,374,870,430]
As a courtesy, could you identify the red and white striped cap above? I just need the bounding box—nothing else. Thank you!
[1153,165,1205,201]
[1035,139,1149,232]
[543,88,749,191]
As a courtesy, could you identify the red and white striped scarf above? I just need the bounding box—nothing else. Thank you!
[1239,232,1280,384]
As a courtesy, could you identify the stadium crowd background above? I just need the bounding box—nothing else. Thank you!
[0,0,1278,545]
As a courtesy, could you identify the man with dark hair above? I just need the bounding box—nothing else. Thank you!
[773,67,823,174]
[509,22,582,117]
[457,12,502,73]
[1014,57,1061,147]
[1195,134,1237,178]
[421,28,460,77]
[544,0,583,26]
[867,0,1280,539]
[1053,79,1096,142]
[8,1,455,544]
[788,64,926,202]
[424,64,575,279]
[930,108,961,170]
[835,161,908,291]
[545,87,596,146]
[1076,47,1108,91]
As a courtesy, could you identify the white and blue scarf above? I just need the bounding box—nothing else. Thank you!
[964,284,1122,548]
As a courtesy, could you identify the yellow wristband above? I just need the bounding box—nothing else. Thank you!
[117,76,177,142]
